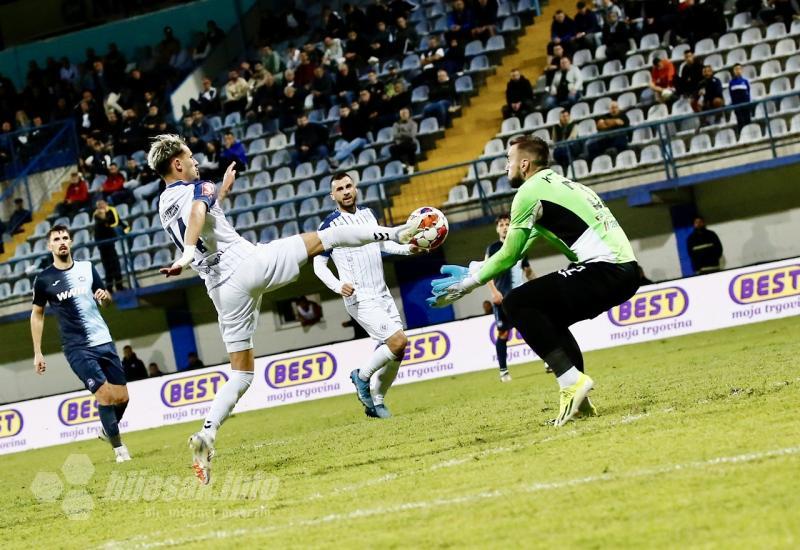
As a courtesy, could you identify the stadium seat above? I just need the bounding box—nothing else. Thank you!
[445,185,469,205]
[208,116,222,131]
[257,207,276,225]
[732,12,752,30]
[418,117,439,135]
[32,238,48,254]
[577,119,597,136]
[259,225,279,243]
[361,165,382,182]
[277,203,297,221]
[275,183,294,200]
[280,221,299,238]
[130,235,151,252]
[465,40,484,57]
[639,144,663,165]
[602,60,623,76]
[581,64,599,80]
[739,123,763,143]
[545,107,562,124]
[411,85,429,104]
[695,38,715,56]
[402,54,421,71]
[470,180,493,199]
[239,230,256,243]
[590,155,613,175]
[488,157,506,175]
[12,278,31,297]
[750,43,771,62]
[615,150,637,170]
[501,15,521,33]
[689,134,712,154]
[483,139,504,157]
[726,48,747,66]
[133,253,151,272]
[72,212,91,228]
[570,102,590,119]
[267,133,287,151]
[469,55,490,73]
[741,27,763,45]
[485,35,505,53]
[245,123,263,140]
[714,129,736,149]
[116,204,129,219]
[273,167,292,184]
[769,118,788,137]
[236,212,256,228]
[585,80,607,98]
[455,75,474,94]
[568,159,589,179]
[501,117,520,135]
[594,44,607,61]
[639,33,660,50]
[550,164,564,176]
[608,75,630,92]
[792,18,800,35]
[384,160,406,178]
[766,22,787,39]
[0,282,12,300]
[625,54,645,71]
[573,49,592,66]
[523,112,544,130]
[296,179,316,196]
[780,95,800,113]
[775,38,796,57]
[299,198,319,215]
[375,127,394,145]
[617,92,638,110]
[233,194,252,210]
[270,149,291,167]
[294,162,313,180]
[704,54,723,71]
[751,82,766,99]
[647,104,669,121]
[248,138,267,155]
[222,112,241,128]
[670,139,687,158]
[233,175,251,191]
[302,216,322,233]
[769,76,791,95]
[357,148,377,166]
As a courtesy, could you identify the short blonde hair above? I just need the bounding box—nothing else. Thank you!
[147,134,186,176]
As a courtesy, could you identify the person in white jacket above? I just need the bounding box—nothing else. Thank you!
[545,56,584,109]
[314,171,423,418]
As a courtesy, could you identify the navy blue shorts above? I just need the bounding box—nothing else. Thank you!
[493,304,512,332]
[65,342,127,393]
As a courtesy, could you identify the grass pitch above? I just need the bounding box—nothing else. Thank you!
[2,316,799,549]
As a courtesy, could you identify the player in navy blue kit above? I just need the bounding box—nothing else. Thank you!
[30,224,131,462]
[485,214,535,382]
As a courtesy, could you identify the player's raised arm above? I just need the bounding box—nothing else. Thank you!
[216,162,237,205]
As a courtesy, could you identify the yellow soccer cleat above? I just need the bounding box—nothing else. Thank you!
[555,373,594,427]
[577,395,598,417]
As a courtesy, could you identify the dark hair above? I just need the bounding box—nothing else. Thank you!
[733,63,742,69]
[331,171,352,183]
[577,1,586,8]
[509,134,550,166]
[47,224,70,239]
[495,213,510,223]
[685,49,694,55]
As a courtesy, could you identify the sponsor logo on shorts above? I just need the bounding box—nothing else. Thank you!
[264,352,337,389]
[58,396,99,426]
[160,371,229,408]
[402,330,450,366]
[488,323,526,346]
[0,409,23,438]
[728,265,800,305]
[607,287,689,326]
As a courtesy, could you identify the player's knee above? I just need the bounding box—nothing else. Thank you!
[387,331,408,357]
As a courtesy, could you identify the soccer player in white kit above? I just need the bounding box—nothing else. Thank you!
[313,172,419,419]
[148,135,416,484]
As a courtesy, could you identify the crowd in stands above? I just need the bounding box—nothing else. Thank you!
[500,0,799,172]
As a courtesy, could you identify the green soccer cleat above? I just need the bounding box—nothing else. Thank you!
[555,373,594,427]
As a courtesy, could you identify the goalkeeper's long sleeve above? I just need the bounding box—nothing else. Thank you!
[476,227,532,285]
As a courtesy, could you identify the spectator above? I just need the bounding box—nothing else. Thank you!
[186,352,205,370]
[544,43,566,87]
[278,85,305,129]
[116,108,145,156]
[75,99,106,137]
[502,68,535,120]
[122,345,148,381]
[391,16,419,57]
[589,100,629,158]
[295,296,323,327]
[444,35,466,76]
[344,30,368,68]
[601,10,630,61]
[418,35,446,86]
[8,198,32,234]
[205,20,225,46]
[284,45,302,71]
[642,57,676,106]
[198,140,223,181]
[692,65,724,124]
[675,49,703,98]
[56,171,90,216]
[687,216,723,274]
[294,51,317,88]
[310,65,335,110]
[191,110,215,144]
[249,72,281,130]
[261,45,285,77]
[572,1,600,51]
[545,56,583,109]
[390,106,418,170]
[292,114,329,166]
[447,0,474,42]
[223,70,249,115]
[93,199,125,291]
[334,63,359,105]
[220,131,247,173]
[189,77,222,115]
[369,20,391,60]
[387,80,412,113]
[549,10,577,56]
[729,63,751,131]
[330,104,369,167]
[599,0,624,20]
[126,158,160,202]
[551,109,580,170]
[84,140,112,177]
[319,7,345,40]
[102,163,133,204]
[148,362,165,377]
[472,0,498,41]
[322,36,346,67]
[482,300,493,315]
[389,0,416,21]
[357,88,392,133]
[424,69,459,128]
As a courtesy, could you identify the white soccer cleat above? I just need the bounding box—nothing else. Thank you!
[188,432,214,485]
[499,370,512,383]
[114,444,132,463]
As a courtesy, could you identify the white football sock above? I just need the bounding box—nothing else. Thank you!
[358,344,400,382]
[201,370,253,440]
[556,367,581,389]
[318,224,400,250]
[371,359,401,406]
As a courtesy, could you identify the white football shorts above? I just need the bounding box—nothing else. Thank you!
[345,293,404,343]
[209,235,307,352]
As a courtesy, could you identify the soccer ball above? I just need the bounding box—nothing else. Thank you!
[407,206,449,250]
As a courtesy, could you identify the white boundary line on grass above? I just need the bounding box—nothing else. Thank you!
[100,444,800,549]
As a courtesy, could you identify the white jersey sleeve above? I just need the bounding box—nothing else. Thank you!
[158,180,251,287]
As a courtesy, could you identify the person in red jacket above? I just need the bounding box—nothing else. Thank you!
[101,163,133,205]
[57,171,91,216]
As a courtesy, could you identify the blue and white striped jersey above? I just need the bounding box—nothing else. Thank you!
[319,206,408,305]
[32,261,112,350]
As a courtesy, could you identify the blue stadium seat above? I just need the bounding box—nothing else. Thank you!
[418,117,439,135]
[465,40,484,57]
[280,221,299,238]
[455,75,474,94]
[297,179,316,196]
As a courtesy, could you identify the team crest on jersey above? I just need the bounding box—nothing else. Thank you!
[200,181,215,197]
[78,276,86,282]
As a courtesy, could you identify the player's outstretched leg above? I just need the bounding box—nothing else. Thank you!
[189,351,254,484]
[496,330,511,382]
[316,218,418,252]
[371,359,400,418]
[361,330,406,418]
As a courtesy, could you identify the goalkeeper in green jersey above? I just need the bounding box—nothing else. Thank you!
[428,135,640,426]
